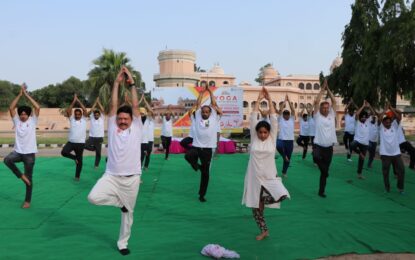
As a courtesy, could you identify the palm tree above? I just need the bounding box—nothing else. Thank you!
[88,49,145,112]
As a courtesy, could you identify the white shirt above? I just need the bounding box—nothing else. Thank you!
[278,116,294,140]
[141,117,154,143]
[192,108,219,148]
[89,114,105,138]
[379,122,401,156]
[13,115,38,154]
[368,121,379,143]
[161,116,173,137]
[105,115,142,176]
[147,118,154,142]
[393,120,406,144]
[68,116,87,143]
[354,119,370,145]
[308,117,316,136]
[314,108,337,147]
[344,114,355,134]
[299,117,310,136]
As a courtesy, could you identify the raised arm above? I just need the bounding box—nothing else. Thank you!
[142,95,154,118]
[355,101,366,120]
[326,82,337,112]
[88,98,98,117]
[66,94,78,118]
[207,87,223,116]
[96,98,105,114]
[389,104,402,123]
[314,82,326,109]
[261,88,274,115]
[286,95,296,119]
[22,87,40,117]
[123,66,140,118]
[195,88,205,111]
[76,96,88,117]
[9,87,23,118]
[109,70,124,117]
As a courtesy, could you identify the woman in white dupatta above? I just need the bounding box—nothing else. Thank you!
[242,87,290,240]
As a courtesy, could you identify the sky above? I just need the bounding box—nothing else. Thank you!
[0,0,355,92]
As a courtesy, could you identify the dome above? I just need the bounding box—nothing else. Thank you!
[262,65,279,79]
[239,81,251,86]
[330,56,343,73]
[209,64,225,74]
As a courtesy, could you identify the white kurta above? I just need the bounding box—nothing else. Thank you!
[242,112,290,209]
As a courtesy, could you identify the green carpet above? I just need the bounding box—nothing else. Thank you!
[0,153,414,260]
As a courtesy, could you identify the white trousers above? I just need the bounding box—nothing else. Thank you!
[88,174,141,250]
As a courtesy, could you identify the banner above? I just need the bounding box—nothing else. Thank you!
[151,86,243,134]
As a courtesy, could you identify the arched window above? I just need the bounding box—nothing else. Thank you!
[306,83,312,90]
[300,103,305,109]
[243,101,249,108]
[251,101,257,109]
[307,103,312,108]
[200,81,207,87]
[299,83,304,89]
[260,101,268,109]
[223,81,229,85]
[279,101,284,107]
[286,82,292,86]
[314,83,320,90]
[209,81,216,87]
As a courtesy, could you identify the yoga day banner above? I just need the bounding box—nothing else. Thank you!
[151,86,243,134]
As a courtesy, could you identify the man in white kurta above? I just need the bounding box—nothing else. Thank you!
[87,67,142,256]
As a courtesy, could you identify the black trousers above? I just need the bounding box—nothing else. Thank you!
[85,137,104,167]
[296,135,310,159]
[343,132,354,159]
[367,141,377,167]
[161,136,172,159]
[381,155,405,191]
[180,137,193,150]
[313,144,333,195]
[4,151,35,202]
[400,141,415,169]
[350,140,368,174]
[185,147,213,198]
[144,141,153,168]
[61,142,85,178]
[140,143,148,167]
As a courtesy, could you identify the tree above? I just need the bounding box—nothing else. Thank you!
[377,0,415,106]
[88,49,145,112]
[328,0,380,106]
[31,76,92,108]
[254,63,272,84]
[0,80,24,111]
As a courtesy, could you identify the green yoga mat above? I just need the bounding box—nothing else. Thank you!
[0,153,414,259]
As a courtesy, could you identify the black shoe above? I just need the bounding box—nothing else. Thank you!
[318,193,327,198]
[120,206,128,213]
[119,248,130,256]
[199,197,206,202]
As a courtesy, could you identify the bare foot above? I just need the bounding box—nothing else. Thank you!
[256,230,269,241]
[21,174,31,186]
[21,202,30,209]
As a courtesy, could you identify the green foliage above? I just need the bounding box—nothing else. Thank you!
[329,0,415,108]
[0,81,28,111]
[88,48,145,112]
[254,63,272,84]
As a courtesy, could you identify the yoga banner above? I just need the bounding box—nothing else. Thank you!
[151,86,243,134]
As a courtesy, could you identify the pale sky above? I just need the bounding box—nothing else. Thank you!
[0,0,354,91]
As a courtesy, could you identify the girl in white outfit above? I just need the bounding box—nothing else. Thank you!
[242,87,290,241]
